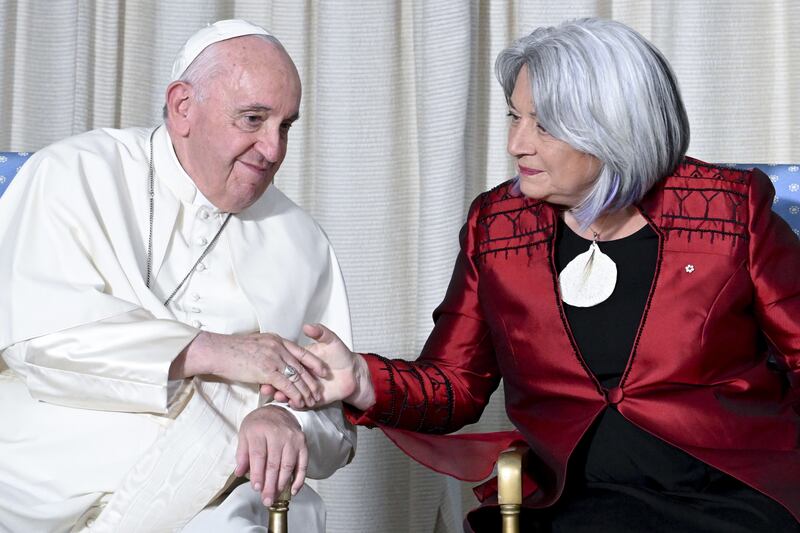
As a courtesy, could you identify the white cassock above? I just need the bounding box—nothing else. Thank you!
[0,126,355,532]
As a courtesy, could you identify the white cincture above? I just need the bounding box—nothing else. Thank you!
[559,238,617,307]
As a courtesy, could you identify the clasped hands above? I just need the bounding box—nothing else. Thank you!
[257,324,374,411]
[171,326,370,506]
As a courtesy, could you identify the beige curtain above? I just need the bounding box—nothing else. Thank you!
[1,1,797,531]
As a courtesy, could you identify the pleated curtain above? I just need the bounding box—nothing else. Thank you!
[1,1,797,531]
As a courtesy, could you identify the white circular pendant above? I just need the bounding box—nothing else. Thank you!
[558,241,617,307]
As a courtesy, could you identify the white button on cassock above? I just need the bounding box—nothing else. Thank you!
[197,237,208,246]
[195,263,206,272]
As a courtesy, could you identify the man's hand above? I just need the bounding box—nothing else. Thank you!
[262,324,376,411]
[234,405,307,506]
[170,331,326,409]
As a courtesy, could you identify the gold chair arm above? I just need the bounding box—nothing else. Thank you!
[267,483,292,533]
[497,446,526,533]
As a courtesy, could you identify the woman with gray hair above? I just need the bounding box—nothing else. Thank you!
[288,18,800,531]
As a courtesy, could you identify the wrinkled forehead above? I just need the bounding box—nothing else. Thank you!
[223,37,298,82]
[207,38,302,110]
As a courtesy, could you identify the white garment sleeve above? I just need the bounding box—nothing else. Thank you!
[262,242,357,479]
[2,308,198,414]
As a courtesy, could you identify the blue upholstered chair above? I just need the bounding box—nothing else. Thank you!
[0,157,301,528]
[0,152,800,228]
[494,161,800,533]
[728,163,800,237]
[1,152,799,533]
[1,153,798,234]
[0,152,800,236]
[0,151,32,198]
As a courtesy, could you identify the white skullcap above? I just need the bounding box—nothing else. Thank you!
[170,19,272,82]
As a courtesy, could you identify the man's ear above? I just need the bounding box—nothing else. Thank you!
[165,81,194,136]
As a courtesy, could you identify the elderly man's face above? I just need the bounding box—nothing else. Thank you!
[181,37,301,213]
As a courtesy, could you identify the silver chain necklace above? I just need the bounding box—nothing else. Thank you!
[144,128,233,306]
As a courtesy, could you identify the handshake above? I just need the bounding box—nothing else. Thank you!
[170,323,375,506]
[255,323,376,412]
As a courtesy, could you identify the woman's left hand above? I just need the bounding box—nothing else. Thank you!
[261,324,376,411]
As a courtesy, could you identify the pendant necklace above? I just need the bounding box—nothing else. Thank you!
[558,218,617,307]
[144,128,232,306]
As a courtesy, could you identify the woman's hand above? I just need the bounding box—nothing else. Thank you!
[261,324,376,411]
[235,405,307,506]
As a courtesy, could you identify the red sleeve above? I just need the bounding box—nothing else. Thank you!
[748,169,800,388]
[347,195,502,433]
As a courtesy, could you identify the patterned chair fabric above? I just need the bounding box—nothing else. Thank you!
[0,152,32,198]
[0,152,799,234]
[729,163,800,237]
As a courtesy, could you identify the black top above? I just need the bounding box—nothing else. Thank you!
[537,219,799,532]
[557,220,710,489]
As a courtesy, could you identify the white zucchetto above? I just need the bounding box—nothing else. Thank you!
[170,19,272,81]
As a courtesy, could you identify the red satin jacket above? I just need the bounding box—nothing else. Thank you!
[349,158,800,520]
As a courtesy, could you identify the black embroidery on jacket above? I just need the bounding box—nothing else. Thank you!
[373,356,455,433]
[475,188,553,262]
[681,160,748,183]
[661,186,748,243]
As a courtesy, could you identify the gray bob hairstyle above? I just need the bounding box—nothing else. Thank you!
[495,18,689,226]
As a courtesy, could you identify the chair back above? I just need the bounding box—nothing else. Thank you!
[729,163,800,236]
[0,153,798,235]
[0,152,33,198]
